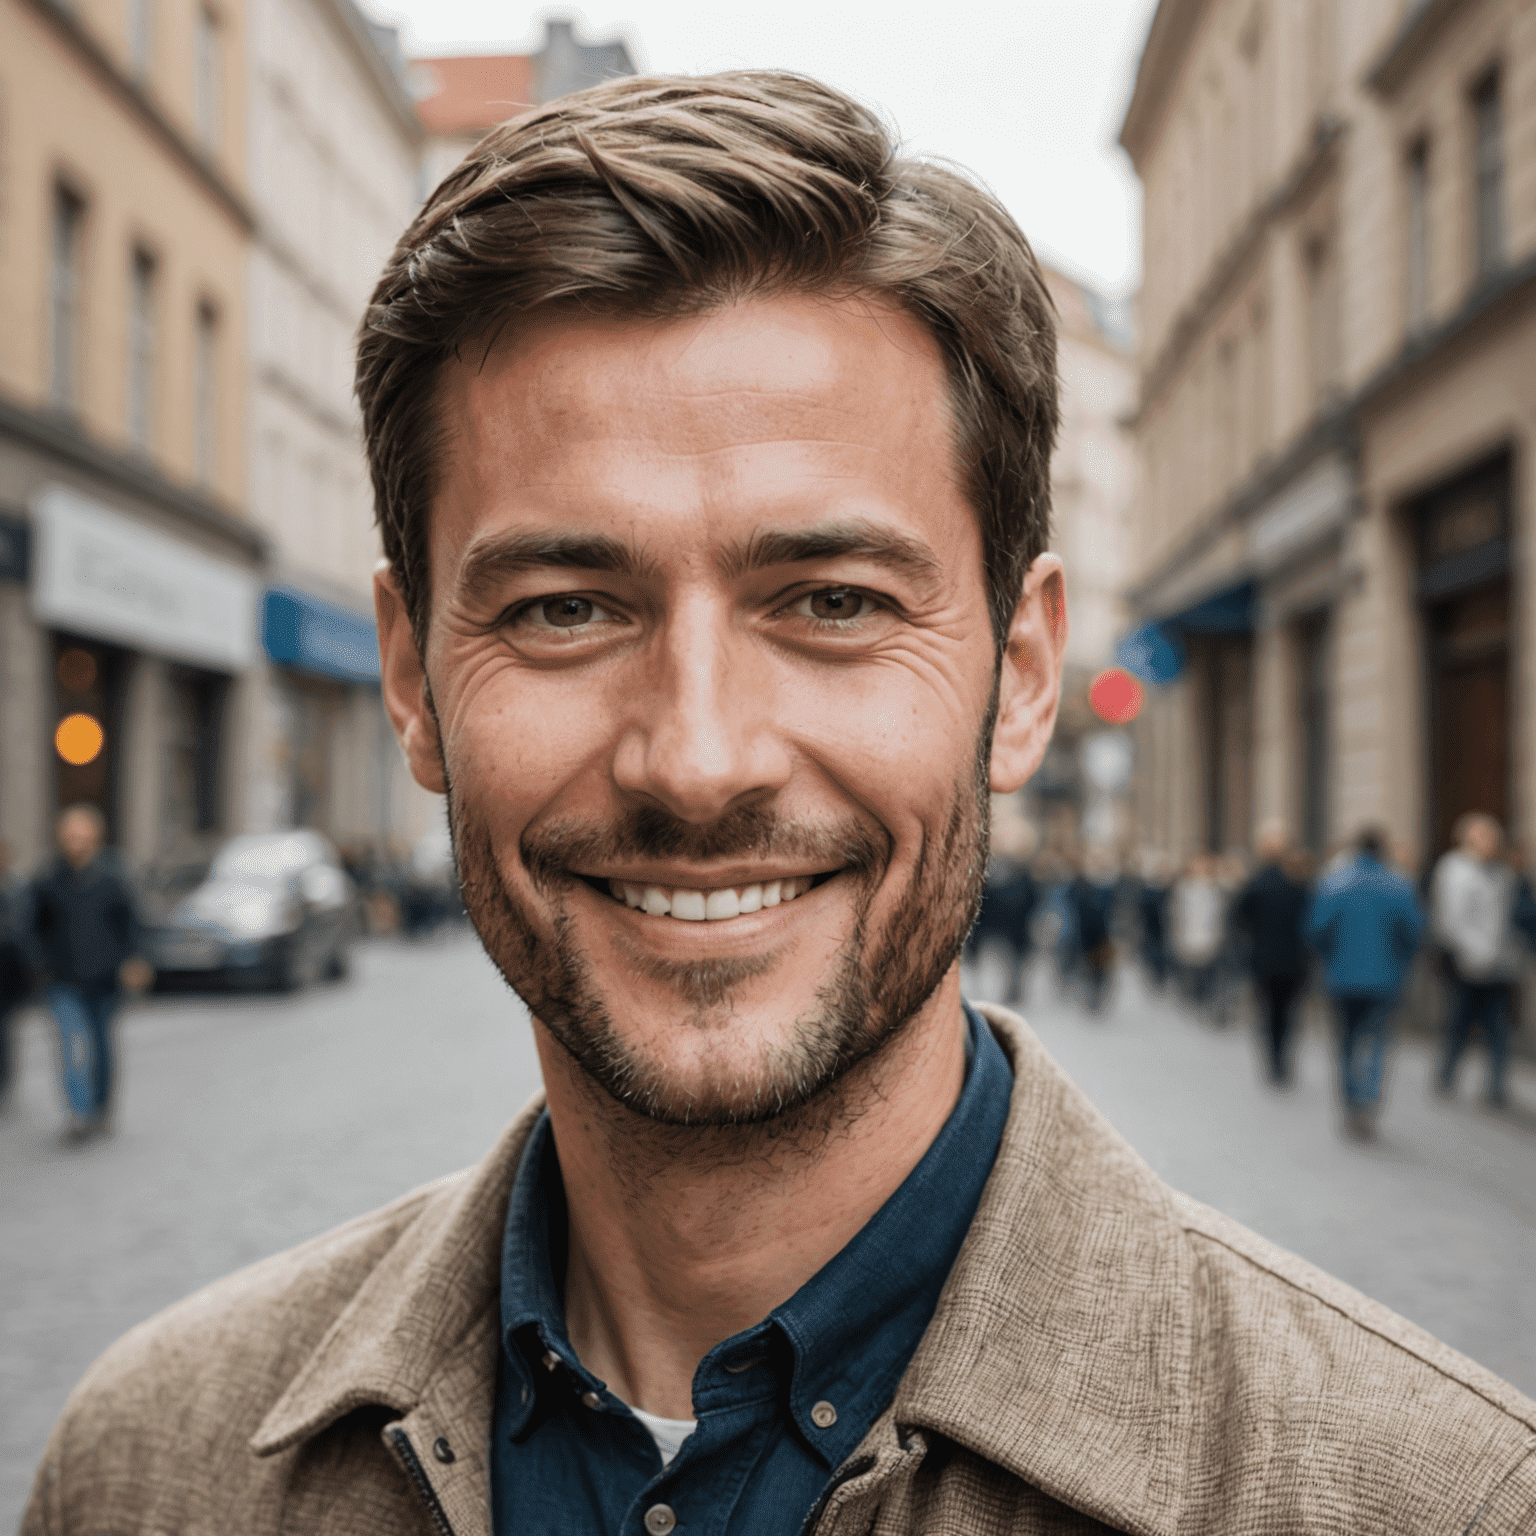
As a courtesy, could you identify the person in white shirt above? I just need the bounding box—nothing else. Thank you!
[1432,813,1521,1107]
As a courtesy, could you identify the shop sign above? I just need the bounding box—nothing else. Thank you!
[32,485,257,673]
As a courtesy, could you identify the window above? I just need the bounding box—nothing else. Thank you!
[128,0,154,77]
[1303,230,1340,404]
[194,301,218,485]
[1406,138,1430,333]
[1471,69,1504,279]
[128,247,156,449]
[195,7,220,149]
[50,186,86,409]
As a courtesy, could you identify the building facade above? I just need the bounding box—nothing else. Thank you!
[1120,0,1536,867]
[0,0,259,873]
[244,0,434,857]
[1028,267,1139,848]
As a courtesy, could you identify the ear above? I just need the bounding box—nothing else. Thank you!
[990,553,1067,794]
[376,566,447,794]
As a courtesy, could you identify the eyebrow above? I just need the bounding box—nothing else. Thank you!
[454,515,946,607]
[455,530,657,609]
[720,519,945,593]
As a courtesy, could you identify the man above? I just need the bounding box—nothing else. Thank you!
[1066,847,1118,1013]
[1168,852,1226,1016]
[1232,823,1312,1085]
[965,815,1038,1007]
[26,74,1536,1536]
[1432,812,1522,1108]
[23,805,151,1142]
[1305,827,1425,1141]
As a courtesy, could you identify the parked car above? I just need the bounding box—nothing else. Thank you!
[150,830,357,991]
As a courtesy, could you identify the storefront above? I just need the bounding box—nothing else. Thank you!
[23,484,259,865]
[260,584,408,857]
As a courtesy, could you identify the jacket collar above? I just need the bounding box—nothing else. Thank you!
[252,1009,1194,1535]
[892,1005,1194,1536]
[251,1097,544,1458]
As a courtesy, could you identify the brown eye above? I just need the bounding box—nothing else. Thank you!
[806,589,865,621]
[542,596,596,628]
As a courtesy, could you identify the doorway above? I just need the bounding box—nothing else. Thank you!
[1416,451,1513,856]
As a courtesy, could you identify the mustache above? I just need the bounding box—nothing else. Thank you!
[520,802,891,891]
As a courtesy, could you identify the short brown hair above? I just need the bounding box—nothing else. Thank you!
[357,71,1059,649]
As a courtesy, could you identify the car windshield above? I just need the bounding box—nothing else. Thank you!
[212,834,323,883]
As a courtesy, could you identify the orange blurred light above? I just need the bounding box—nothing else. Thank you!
[1089,667,1144,724]
[55,713,105,766]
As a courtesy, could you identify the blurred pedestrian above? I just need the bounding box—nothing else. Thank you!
[1232,824,1312,1086]
[1306,827,1425,1140]
[1169,853,1226,1015]
[24,805,153,1142]
[0,838,32,1109]
[1067,848,1118,1013]
[1133,849,1174,989]
[965,818,1039,1006]
[1432,813,1521,1108]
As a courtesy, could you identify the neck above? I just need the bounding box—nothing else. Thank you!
[534,970,969,1420]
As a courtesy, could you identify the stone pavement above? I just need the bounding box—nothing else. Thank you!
[3,934,1534,1528]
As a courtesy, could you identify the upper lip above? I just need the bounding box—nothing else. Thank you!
[571,864,837,889]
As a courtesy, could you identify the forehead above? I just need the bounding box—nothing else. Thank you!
[429,292,976,570]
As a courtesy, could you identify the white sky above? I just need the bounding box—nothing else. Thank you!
[367,1,1160,298]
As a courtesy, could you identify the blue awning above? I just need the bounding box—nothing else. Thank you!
[1117,580,1255,685]
[262,586,380,684]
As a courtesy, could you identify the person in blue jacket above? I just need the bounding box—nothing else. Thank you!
[1304,827,1425,1140]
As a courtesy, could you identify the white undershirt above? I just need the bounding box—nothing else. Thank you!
[629,1404,698,1468]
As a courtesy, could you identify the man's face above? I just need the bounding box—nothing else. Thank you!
[58,812,102,869]
[385,293,1058,1125]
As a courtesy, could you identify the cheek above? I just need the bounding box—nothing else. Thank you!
[789,656,979,821]
[437,648,610,810]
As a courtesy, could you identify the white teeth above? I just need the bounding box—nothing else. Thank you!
[607,876,817,919]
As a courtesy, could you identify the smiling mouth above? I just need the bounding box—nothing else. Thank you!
[578,873,836,921]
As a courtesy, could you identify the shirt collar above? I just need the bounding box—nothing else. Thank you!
[496,1004,1013,1464]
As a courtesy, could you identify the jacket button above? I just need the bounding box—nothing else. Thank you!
[644,1504,677,1535]
[811,1400,838,1429]
[431,1436,455,1464]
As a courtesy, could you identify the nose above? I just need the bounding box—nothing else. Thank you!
[611,594,792,824]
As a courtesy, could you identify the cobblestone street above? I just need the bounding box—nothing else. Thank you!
[3,934,1534,1527]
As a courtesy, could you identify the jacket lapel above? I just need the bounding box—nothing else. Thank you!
[250,1096,546,1522]
[891,1005,1194,1536]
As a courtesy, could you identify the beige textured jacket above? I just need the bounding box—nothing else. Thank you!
[24,1007,1536,1535]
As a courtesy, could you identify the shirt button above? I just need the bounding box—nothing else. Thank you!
[811,1400,838,1429]
[580,1390,602,1409]
[431,1436,455,1463]
[541,1350,561,1372]
[644,1505,677,1535]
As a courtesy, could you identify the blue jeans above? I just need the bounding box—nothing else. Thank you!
[48,985,119,1119]
[1332,994,1395,1108]
[1440,979,1511,1101]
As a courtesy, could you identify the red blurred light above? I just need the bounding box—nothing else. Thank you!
[1089,667,1144,724]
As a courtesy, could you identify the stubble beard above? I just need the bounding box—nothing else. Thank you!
[448,719,993,1137]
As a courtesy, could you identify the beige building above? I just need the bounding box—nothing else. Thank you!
[244,0,435,856]
[1027,267,1139,845]
[0,0,259,871]
[1120,0,1536,866]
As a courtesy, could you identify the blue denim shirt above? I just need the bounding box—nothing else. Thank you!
[491,1004,1013,1534]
